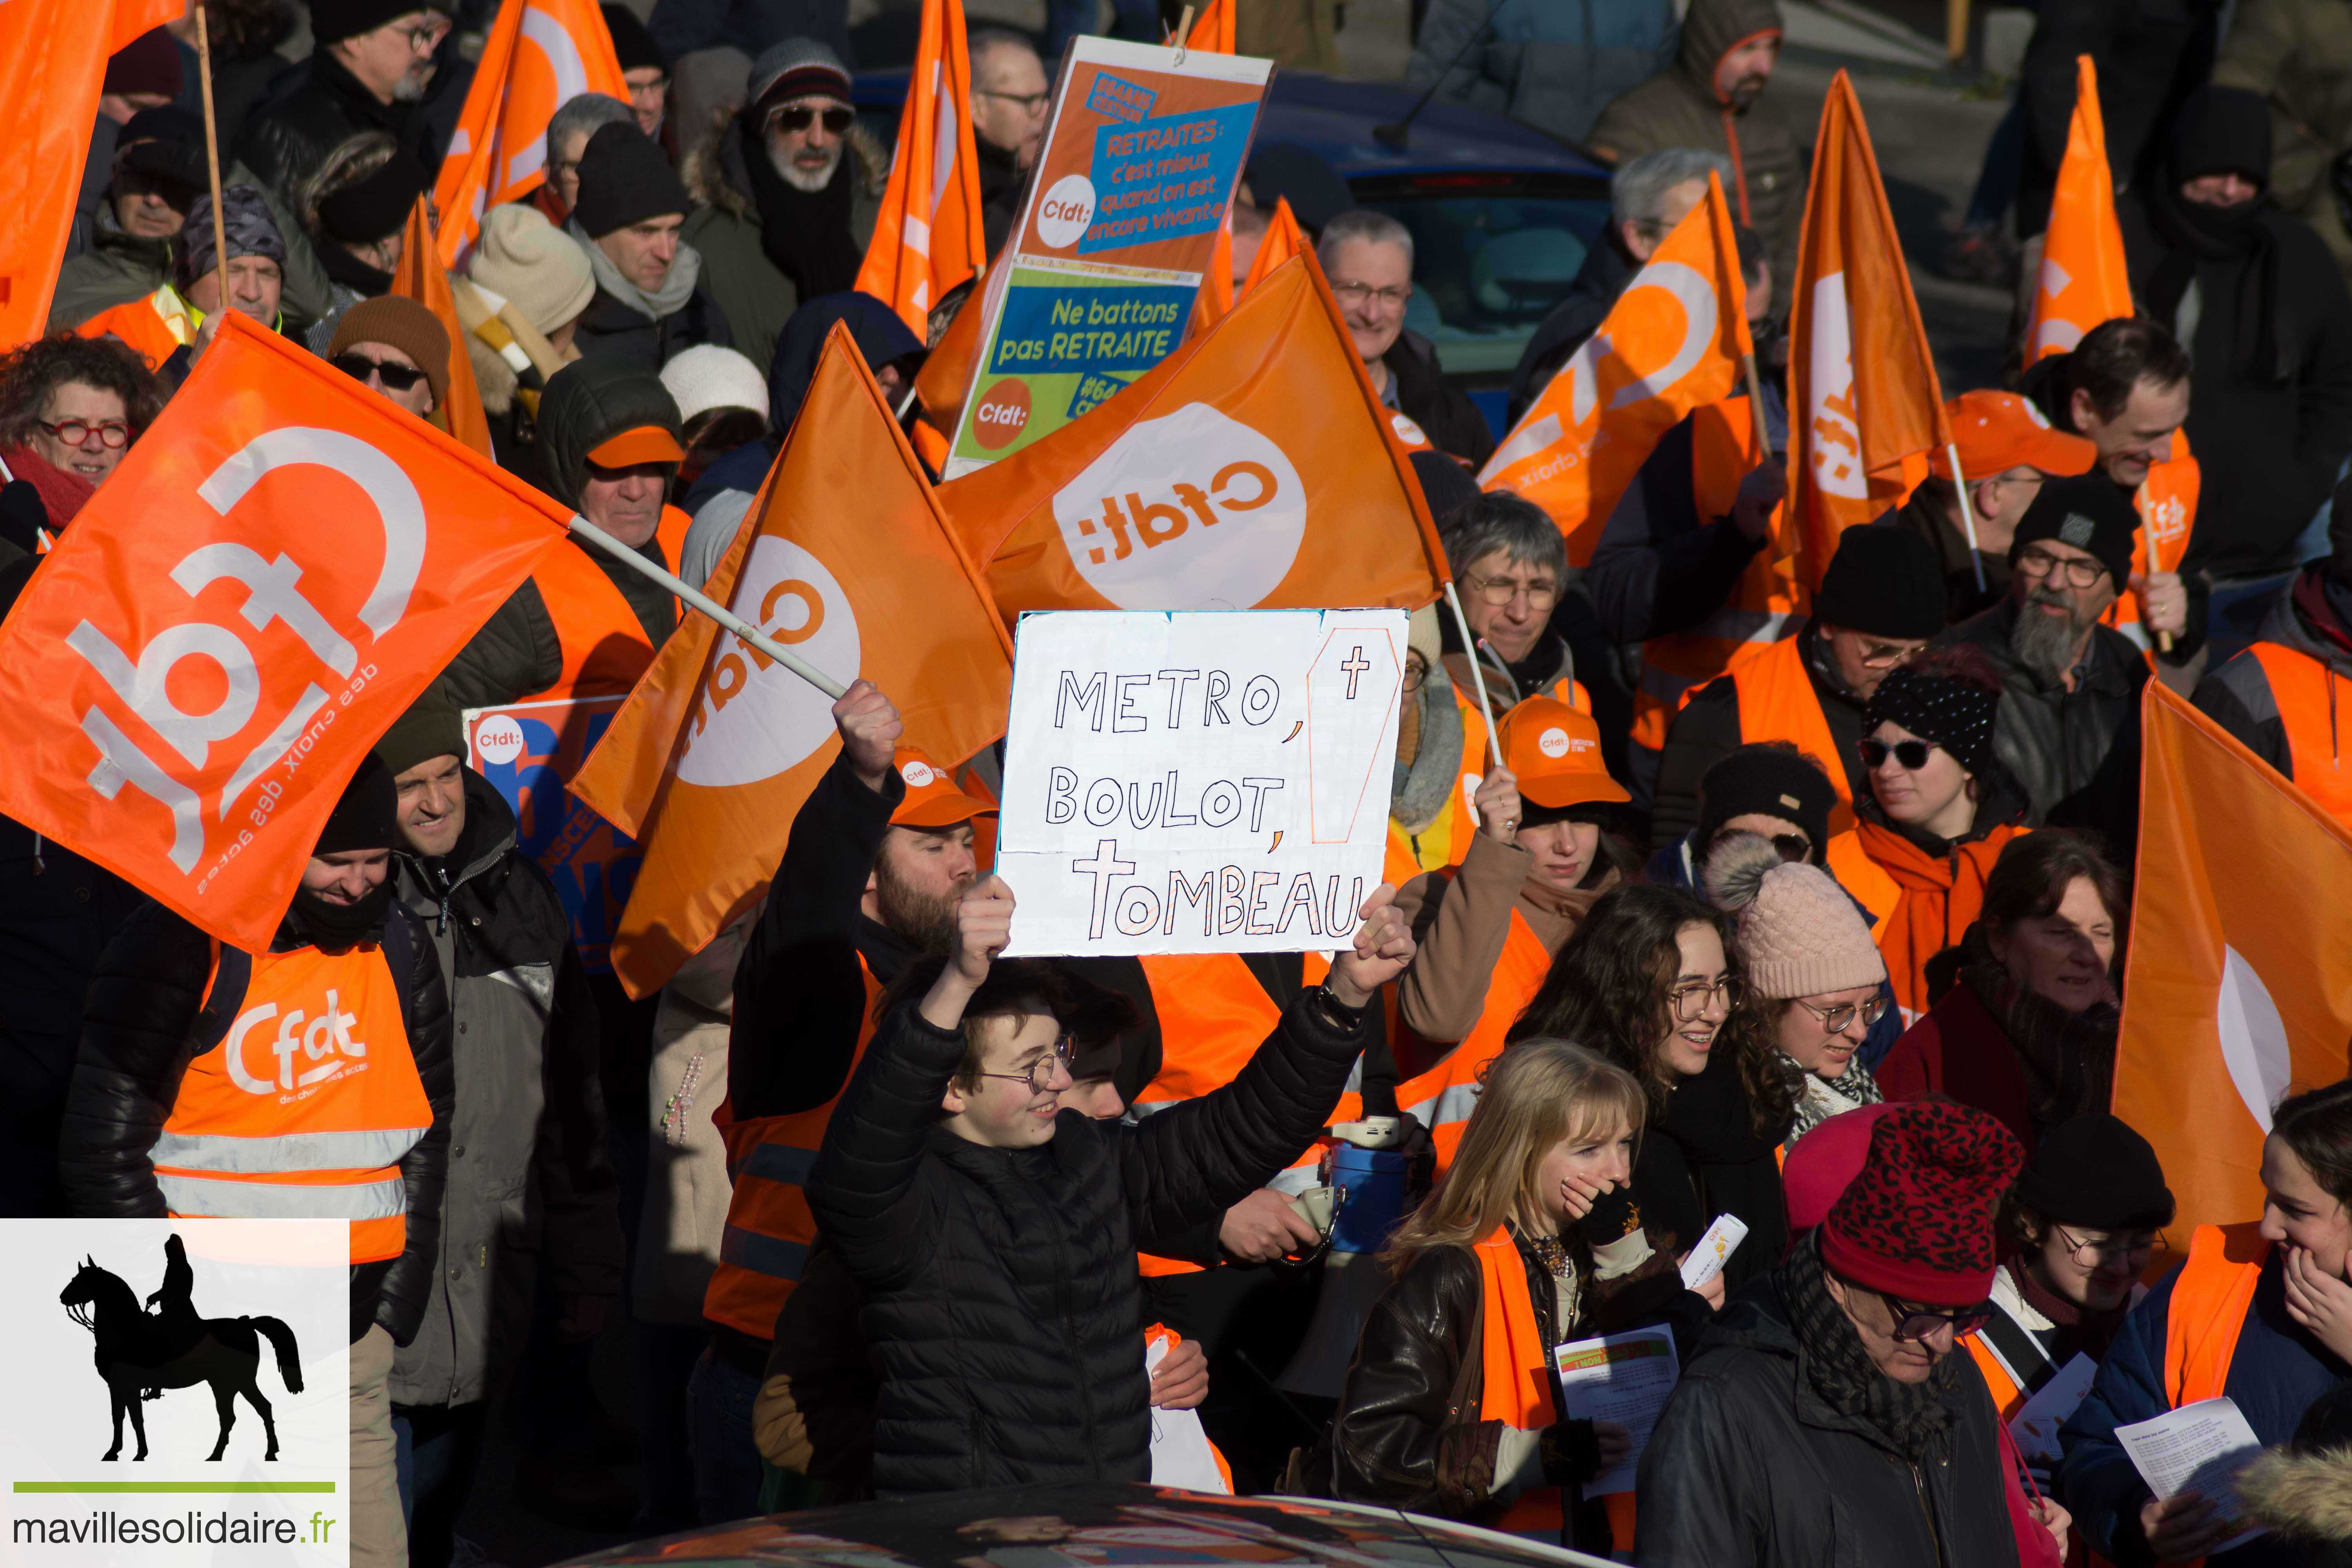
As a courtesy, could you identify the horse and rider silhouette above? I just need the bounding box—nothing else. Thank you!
[60,1235,303,1462]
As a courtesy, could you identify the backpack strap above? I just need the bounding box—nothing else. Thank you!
[190,940,253,1055]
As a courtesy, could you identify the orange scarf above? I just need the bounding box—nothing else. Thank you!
[1857,820,2027,1017]
[1475,1230,1555,1428]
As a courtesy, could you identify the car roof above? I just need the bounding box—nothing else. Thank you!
[555,1482,1617,1568]
[848,68,1611,183]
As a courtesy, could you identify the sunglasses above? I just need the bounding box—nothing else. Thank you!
[768,104,855,134]
[1878,1290,1995,1342]
[1859,738,1940,771]
[332,353,428,393]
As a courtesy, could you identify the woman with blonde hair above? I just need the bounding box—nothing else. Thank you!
[1311,1041,1693,1557]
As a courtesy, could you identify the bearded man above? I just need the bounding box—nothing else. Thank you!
[682,38,886,376]
[1936,475,2155,863]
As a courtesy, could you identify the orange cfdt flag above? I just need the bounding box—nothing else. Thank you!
[2026,56,2132,364]
[935,252,1448,622]
[1787,71,1950,590]
[434,0,629,268]
[1185,0,1242,325]
[2114,682,2352,1239]
[915,252,995,440]
[0,0,137,346]
[1240,196,1307,299]
[569,323,1014,998]
[0,313,570,950]
[855,0,989,337]
[1480,174,1751,565]
[393,196,497,459]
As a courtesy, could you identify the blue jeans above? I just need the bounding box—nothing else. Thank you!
[392,1402,488,1568]
[686,1346,764,1525]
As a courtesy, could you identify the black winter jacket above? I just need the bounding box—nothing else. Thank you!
[1635,1266,2022,1568]
[2016,0,2219,239]
[59,900,456,1347]
[571,282,734,377]
[1382,331,1495,467]
[234,52,440,212]
[809,988,1375,1496]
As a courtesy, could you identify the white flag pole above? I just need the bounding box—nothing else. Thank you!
[1947,440,1987,593]
[1441,579,1505,768]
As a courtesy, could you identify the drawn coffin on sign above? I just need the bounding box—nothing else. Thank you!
[996,608,1404,956]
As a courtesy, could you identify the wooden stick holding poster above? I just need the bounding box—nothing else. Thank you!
[996,608,1405,955]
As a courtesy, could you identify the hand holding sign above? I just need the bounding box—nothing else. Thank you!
[834,679,905,793]
[1328,882,1414,1007]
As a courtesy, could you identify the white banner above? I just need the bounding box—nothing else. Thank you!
[998,608,1403,955]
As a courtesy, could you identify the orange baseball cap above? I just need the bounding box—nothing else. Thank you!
[890,748,998,828]
[1929,390,2096,483]
[586,425,686,468]
[1497,698,1629,810]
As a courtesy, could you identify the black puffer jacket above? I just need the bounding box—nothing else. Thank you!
[1636,1260,2021,1568]
[234,51,440,212]
[59,899,455,1347]
[810,988,1373,1497]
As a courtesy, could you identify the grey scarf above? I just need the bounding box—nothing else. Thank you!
[568,216,704,322]
[1390,677,1465,834]
[1782,1231,1960,1462]
[1784,1060,1884,1147]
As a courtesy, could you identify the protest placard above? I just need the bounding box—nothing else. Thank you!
[466,697,637,971]
[943,36,1270,477]
[995,608,1402,956]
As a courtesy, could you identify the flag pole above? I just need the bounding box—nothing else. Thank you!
[566,516,850,699]
[1441,580,1506,768]
[1945,441,1987,592]
[195,4,230,308]
[2144,520,2175,654]
[1741,352,1771,457]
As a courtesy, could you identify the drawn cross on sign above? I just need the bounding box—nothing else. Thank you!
[1340,645,1372,699]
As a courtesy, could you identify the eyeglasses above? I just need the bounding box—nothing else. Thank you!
[1461,569,1559,610]
[2052,1224,2163,1267]
[392,20,448,53]
[970,1037,1075,1093]
[331,354,429,394]
[37,418,131,449]
[2014,547,2108,589]
[1878,1290,1995,1342]
[1859,737,1940,771]
[1669,975,1744,1020]
[1849,637,1923,669]
[1403,658,1429,693]
[1792,994,1889,1035]
[975,87,1052,115]
[767,104,855,135]
[1331,280,1412,310]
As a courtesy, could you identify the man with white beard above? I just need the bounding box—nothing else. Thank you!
[683,39,886,374]
[1935,475,2156,864]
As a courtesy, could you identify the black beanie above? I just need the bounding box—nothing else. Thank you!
[1409,449,1481,526]
[2012,1113,2176,1231]
[310,0,445,45]
[2169,84,2271,190]
[2009,474,2138,593]
[1815,525,1947,639]
[372,693,465,779]
[319,155,431,245]
[1862,653,2003,777]
[602,4,667,73]
[1697,744,1838,855]
[573,121,690,239]
[315,755,399,855]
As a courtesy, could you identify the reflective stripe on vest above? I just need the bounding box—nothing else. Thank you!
[524,503,694,704]
[73,285,195,373]
[1396,894,1555,1175]
[1134,952,1341,1277]
[160,942,428,1264]
[1630,396,1806,750]
[2248,643,2352,829]
[1726,634,1900,937]
[1965,1299,2057,1423]
[2109,439,2200,651]
[701,964,882,1338]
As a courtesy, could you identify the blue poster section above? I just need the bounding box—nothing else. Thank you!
[1080,101,1257,256]
[470,699,636,973]
[988,279,1196,376]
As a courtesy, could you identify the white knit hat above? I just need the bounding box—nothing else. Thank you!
[1704,832,1887,999]
[466,203,595,334]
[660,345,771,425]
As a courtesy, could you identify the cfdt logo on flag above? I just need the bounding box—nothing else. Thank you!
[1,1219,351,1563]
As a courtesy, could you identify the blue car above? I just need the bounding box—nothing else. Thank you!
[851,67,1610,438]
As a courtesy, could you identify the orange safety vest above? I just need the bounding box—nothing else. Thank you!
[1386,686,1493,887]
[161,941,431,1263]
[1396,886,1557,1175]
[2109,439,2200,652]
[73,284,196,372]
[1630,396,1806,751]
[523,503,694,704]
[1726,634,1902,936]
[702,964,884,1338]
[2155,1223,2269,1568]
[1132,951,1341,1278]
[2248,643,2352,829]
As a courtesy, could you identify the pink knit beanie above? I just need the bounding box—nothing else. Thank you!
[1703,832,1887,1000]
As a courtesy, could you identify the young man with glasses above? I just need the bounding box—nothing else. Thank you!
[682,38,884,376]
[1640,1100,2068,1568]
[236,0,453,218]
[1315,210,1494,464]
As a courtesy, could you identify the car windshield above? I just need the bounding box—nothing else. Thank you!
[1357,176,1612,378]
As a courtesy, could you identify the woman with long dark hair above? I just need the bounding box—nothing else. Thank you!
[1508,884,1793,1293]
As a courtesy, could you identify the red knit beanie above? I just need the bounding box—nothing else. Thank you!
[1820,1100,2024,1306]
[1782,1102,1896,1236]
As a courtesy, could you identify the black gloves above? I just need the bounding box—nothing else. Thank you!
[1573,1181,1643,1249]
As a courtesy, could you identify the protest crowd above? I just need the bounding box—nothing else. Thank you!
[11,0,2352,1563]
